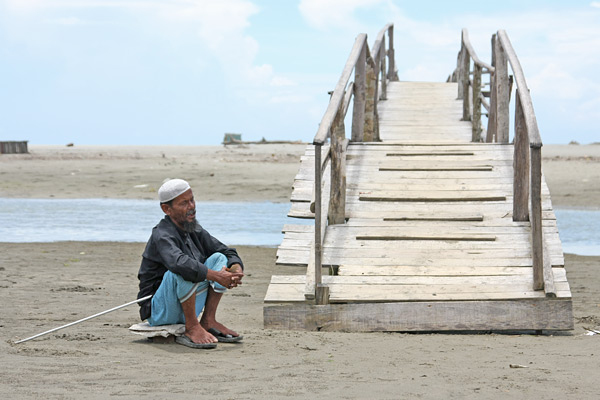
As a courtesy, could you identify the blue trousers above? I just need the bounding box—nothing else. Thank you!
[148,253,228,326]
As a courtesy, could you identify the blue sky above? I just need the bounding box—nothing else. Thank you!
[0,0,598,145]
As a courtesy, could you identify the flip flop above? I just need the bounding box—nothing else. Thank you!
[207,328,243,343]
[175,334,217,349]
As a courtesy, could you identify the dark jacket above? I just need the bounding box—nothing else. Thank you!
[137,215,243,320]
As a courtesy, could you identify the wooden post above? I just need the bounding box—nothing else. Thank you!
[461,48,471,121]
[329,105,346,225]
[457,46,465,100]
[530,145,544,290]
[314,144,323,296]
[472,63,482,141]
[513,90,530,221]
[387,25,397,81]
[315,284,330,305]
[380,36,387,101]
[495,35,510,143]
[373,101,380,142]
[486,35,497,142]
[372,45,382,142]
[364,57,376,142]
[351,42,367,142]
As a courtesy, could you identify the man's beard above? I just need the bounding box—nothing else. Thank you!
[182,218,198,232]
[182,210,197,232]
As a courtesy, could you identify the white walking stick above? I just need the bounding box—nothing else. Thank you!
[14,295,152,344]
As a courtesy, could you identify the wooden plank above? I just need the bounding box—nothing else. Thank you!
[337,265,568,277]
[345,218,557,228]
[264,281,571,303]
[359,192,506,202]
[355,234,496,242]
[282,224,313,233]
[264,300,574,331]
[270,272,567,285]
[385,151,475,156]
[279,244,564,260]
[327,224,559,234]
[379,166,494,172]
[276,252,565,269]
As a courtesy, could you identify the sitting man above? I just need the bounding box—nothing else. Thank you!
[137,178,245,349]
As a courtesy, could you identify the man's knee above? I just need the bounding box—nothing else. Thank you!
[205,252,227,271]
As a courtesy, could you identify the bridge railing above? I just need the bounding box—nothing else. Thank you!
[452,29,495,142]
[308,23,398,303]
[452,29,554,296]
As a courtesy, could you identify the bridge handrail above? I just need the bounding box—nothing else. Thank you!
[496,30,553,295]
[452,29,553,296]
[308,24,398,303]
[313,34,367,146]
[453,28,494,142]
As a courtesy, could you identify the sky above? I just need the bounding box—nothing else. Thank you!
[0,0,598,146]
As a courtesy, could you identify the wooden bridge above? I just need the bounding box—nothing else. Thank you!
[263,25,573,332]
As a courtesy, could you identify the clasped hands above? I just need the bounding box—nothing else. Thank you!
[207,263,244,289]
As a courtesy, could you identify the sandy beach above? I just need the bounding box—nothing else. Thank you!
[1,143,599,399]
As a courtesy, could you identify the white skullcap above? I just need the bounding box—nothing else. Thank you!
[158,179,191,203]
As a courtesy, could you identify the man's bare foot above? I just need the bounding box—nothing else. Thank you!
[199,317,239,338]
[185,323,218,344]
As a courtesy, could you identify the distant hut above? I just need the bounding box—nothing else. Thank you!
[0,141,29,154]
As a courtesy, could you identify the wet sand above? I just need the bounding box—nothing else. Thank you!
[1,143,599,399]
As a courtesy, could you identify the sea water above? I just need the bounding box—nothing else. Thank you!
[0,198,309,246]
[0,199,598,255]
[554,208,600,256]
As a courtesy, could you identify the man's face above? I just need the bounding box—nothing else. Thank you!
[161,189,197,231]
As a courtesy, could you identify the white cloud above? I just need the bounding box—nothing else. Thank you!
[270,77,296,87]
[528,63,585,100]
[591,2,600,8]
[3,0,292,97]
[298,0,385,31]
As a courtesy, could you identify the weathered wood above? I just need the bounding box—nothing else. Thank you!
[472,63,482,142]
[271,270,568,285]
[315,284,330,305]
[379,165,493,172]
[386,24,397,81]
[531,146,544,290]
[497,30,542,147]
[359,192,505,202]
[309,147,331,213]
[457,47,465,100]
[363,53,376,142]
[278,249,565,268]
[461,28,495,72]
[311,144,323,299]
[342,82,354,117]
[385,151,475,156]
[355,234,496,242]
[264,300,574,331]
[494,36,510,143]
[314,34,367,145]
[351,42,367,142]
[486,34,497,142]
[543,239,556,298]
[379,35,388,101]
[337,265,563,277]
[265,280,571,303]
[461,45,470,121]
[513,89,530,221]
[329,100,347,225]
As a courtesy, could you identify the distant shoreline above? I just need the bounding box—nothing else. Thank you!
[0,143,598,206]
